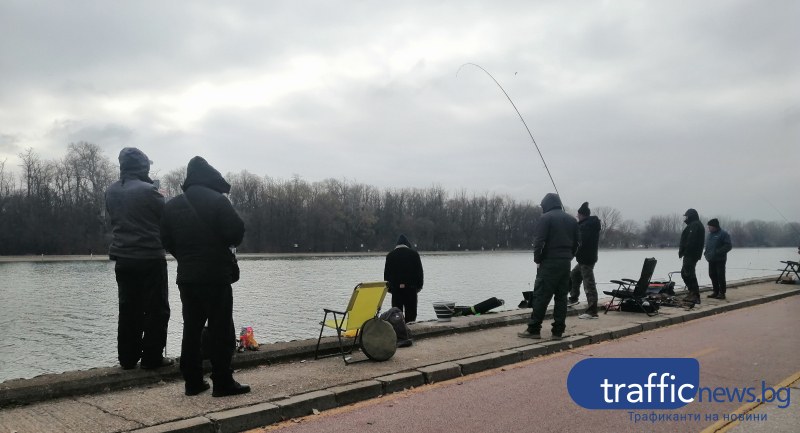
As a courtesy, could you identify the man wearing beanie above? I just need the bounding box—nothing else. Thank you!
[105,147,172,370]
[679,208,705,305]
[568,202,602,318]
[704,218,732,299]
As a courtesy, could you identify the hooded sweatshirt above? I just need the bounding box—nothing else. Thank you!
[532,193,580,264]
[161,156,245,284]
[105,147,165,259]
[383,234,424,292]
[679,208,705,261]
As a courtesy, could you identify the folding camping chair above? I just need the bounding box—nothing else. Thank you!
[603,257,658,316]
[776,261,800,283]
[314,281,388,364]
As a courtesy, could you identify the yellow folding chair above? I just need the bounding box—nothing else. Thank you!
[314,281,388,364]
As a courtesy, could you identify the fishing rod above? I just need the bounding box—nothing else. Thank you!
[456,63,562,204]
[764,198,800,239]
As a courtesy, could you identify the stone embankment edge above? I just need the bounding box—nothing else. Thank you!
[0,277,780,409]
[130,281,798,433]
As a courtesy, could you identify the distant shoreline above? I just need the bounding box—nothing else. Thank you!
[0,249,533,263]
[1,246,793,263]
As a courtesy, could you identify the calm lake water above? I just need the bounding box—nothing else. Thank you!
[0,248,794,382]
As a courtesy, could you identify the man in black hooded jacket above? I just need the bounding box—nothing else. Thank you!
[679,208,705,305]
[161,156,250,397]
[383,234,424,322]
[519,193,579,340]
[105,147,171,370]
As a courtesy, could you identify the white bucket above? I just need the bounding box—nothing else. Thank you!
[433,302,456,322]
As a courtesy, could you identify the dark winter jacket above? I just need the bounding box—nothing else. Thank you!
[383,234,424,293]
[679,208,705,261]
[575,215,601,265]
[532,193,580,264]
[704,228,732,262]
[161,156,245,285]
[105,148,165,259]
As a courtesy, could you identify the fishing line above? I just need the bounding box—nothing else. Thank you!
[764,198,800,239]
[457,63,562,203]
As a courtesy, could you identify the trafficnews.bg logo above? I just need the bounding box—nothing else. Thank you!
[566,358,791,410]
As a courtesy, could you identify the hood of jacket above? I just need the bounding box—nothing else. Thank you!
[118,147,152,183]
[540,193,563,213]
[396,234,412,248]
[181,156,231,194]
[684,208,700,224]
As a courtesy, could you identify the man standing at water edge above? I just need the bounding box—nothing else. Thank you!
[384,234,424,322]
[568,202,601,319]
[161,156,250,397]
[519,193,579,340]
[679,208,705,305]
[704,218,732,300]
[105,147,172,370]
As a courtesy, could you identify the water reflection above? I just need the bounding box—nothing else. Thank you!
[0,248,792,381]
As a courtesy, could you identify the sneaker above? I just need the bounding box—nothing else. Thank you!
[551,334,564,340]
[717,294,726,300]
[707,293,719,299]
[185,380,211,396]
[517,329,542,339]
[567,298,580,307]
[141,357,175,370]
[120,363,137,370]
[578,313,599,319]
[212,380,251,397]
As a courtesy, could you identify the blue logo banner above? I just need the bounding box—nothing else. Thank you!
[567,358,700,409]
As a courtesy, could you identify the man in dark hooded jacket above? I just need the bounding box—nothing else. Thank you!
[568,202,602,318]
[105,147,171,370]
[519,193,579,340]
[679,208,705,305]
[161,156,250,397]
[383,234,424,322]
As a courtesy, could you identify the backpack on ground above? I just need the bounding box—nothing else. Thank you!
[379,307,413,347]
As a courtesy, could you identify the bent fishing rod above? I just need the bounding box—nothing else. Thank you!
[457,62,562,204]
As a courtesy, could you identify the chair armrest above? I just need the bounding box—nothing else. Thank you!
[622,278,637,283]
[323,308,347,315]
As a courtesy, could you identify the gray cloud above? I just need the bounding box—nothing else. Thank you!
[0,0,797,224]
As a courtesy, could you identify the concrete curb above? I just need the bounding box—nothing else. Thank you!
[126,285,800,433]
[0,279,790,414]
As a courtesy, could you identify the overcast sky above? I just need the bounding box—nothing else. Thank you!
[1,1,797,224]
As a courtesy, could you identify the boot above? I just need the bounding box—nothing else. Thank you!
[707,292,719,299]
[212,380,251,397]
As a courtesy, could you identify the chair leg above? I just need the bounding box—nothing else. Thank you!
[604,295,617,314]
[314,311,330,360]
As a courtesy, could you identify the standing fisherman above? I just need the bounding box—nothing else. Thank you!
[568,202,601,319]
[518,193,579,340]
[704,218,732,300]
[383,234,424,323]
[105,148,172,370]
[679,208,705,306]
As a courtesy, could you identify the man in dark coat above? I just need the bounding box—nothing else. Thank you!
[679,208,705,305]
[568,202,601,318]
[519,193,579,340]
[383,234,424,322]
[161,156,250,397]
[704,218,733,300]
[105,147,172,370]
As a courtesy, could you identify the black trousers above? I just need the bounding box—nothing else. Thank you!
[528,259,571,335]
[178,283,236,386]
[708,259,727,295]
[114,257,170,368]
[391,289,418,322]
[681,257,700,295]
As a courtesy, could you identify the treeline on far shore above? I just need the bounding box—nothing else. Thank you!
[0,143,798,255]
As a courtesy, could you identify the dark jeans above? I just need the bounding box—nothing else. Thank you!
[708,259,727,295]
[114,257,170,368]
[569,263,598,315]
[178,283,236,386]
[681,257,700,295]
[391,289,418,322]
[528,259,571,335]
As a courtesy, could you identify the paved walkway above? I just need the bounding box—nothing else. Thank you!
[0,278,797,433]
